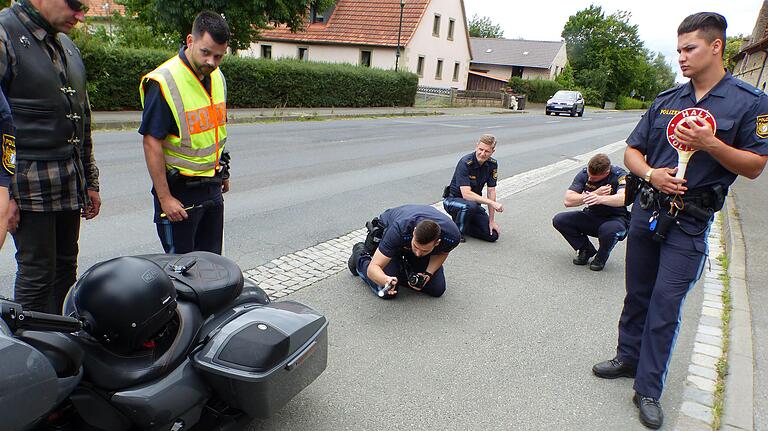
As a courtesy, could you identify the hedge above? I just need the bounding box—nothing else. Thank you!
[508,77,563,103]
[616,96,648,110]
[80,45,419,110]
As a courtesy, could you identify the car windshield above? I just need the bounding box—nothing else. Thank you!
[552,91,579,101]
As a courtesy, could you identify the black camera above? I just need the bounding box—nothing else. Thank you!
[408,273,429,289]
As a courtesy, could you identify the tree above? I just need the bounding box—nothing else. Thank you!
[562,6,646,102]
[724,34,748,72]
[117,0,336,52]
[468,14,504,38]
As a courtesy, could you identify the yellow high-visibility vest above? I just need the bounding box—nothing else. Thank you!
[140,55,227,177]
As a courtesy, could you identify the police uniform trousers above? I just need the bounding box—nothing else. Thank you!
[443,198,499,242]
[552,209,627,261]
[355,253,446,299]
[153,178,224,255]
[12,210,81,314]
[618,202,709,399]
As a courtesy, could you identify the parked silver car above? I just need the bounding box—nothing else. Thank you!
[546,90,585,117]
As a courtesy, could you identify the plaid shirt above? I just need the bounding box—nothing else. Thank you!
[0,3,99,212]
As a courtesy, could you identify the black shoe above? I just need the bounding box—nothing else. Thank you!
[589,257,606,271]
[592,357,636,379]
[633,392,663,429]
[573,245,596,265]
[348,242,366,276]
[459,235,466,243]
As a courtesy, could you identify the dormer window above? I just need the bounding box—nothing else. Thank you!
[310,4,335,24]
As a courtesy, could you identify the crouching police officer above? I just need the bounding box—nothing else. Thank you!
[347,204,461,299]
[592,13,768,430]
[552,153,629,271]
[443,134,503,242]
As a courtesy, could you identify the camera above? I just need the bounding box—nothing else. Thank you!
[407,273,429,289]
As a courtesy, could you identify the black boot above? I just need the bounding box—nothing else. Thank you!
[633,392,663,429]
[573,244,596,265]
[592,356,636,379]
[348,242,367,276]
[589,256,606,271]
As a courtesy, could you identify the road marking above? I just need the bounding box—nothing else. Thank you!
[386,119,472,128]
[606,117,614,119]
[582,118,593,121]
[485,125,505,129]
[546,120,561,124]
[242,140,628,299]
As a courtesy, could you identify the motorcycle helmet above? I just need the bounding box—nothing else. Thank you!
[71,256,177,351]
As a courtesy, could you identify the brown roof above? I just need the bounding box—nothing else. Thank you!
[84,0,125,18]
[258,0,431,47]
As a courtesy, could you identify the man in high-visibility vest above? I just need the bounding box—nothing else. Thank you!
[139,11,230,254]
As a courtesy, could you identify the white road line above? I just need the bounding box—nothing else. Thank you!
[582,118,593,121]
[386,119,472,128]
[546,120,561,124]
[485,125,505,129]
[243,140,628,298]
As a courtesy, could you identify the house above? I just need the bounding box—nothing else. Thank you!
[83,0,125,18]
[467,38,567,90]
[244,0,473,89]
[732,1,768,91]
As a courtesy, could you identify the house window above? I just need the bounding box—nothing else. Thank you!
[298,47,308,61]
[360,50,372,67]
[417,56,425,77]
[261,45,272,59]
[448,19,455,40]
[453,62,460,81]
[433,14,441,37]
[310,4,335,23]
[435,59,443,80]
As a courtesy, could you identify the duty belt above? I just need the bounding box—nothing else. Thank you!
[639,184,724,223]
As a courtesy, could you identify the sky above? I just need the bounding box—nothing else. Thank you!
[463,0,763,82]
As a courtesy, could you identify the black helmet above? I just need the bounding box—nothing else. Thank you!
[71,256,177,351]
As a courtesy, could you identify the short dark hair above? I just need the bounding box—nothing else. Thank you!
[678,12,727,52]
[192,11,230,45]
[414,220,441,244]
[587,153,611,175]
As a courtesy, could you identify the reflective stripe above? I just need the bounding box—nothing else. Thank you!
[164,154,217,171]
[156,68,193,148]
[162,137,226,157]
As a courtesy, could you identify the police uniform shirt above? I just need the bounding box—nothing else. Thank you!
[139,47,213,140]
[448,153,498,198]
[627,71,768,191]
[569,165,628,218]
[378,205,461,258]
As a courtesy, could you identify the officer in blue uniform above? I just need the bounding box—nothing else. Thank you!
[443,134,503,242]
[348,204,461,299]
[0,87,14,249]
[592,13,768,429]
[552,153,629,271]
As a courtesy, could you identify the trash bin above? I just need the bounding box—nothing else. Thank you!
[515,95,526,110]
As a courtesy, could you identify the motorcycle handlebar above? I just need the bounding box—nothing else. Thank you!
[0,299,83,333]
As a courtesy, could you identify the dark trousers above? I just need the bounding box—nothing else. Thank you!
[12,210,81,314]
[552,210,627,262]
[617,204,709,399]
[443,198,499,242]
[153,182,224,254]
[356,253,446,299]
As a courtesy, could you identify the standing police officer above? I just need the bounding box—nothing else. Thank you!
[592,13,768,429]
[552,153,629,271]
[443,134,503,242]
[139,11,230,254]
[348,204,461,299]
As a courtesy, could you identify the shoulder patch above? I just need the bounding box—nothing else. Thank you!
[757,115,768,139]
[2,133,15,175]
[466,159,473,166]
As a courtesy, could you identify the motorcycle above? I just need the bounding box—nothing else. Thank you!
[0,251,329,431]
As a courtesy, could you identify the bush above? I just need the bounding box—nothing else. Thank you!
[616,96,646,110]
[507,77,563,103]
[78,44,418,110]
[577,87,603,107]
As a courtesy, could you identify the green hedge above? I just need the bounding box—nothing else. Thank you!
[508,77,563,103]
[616,96,648,110]
[80,45,419,110]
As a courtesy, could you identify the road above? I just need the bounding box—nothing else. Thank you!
[0,111,704,430]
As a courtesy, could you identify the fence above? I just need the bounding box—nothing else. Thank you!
[415,86,518,109]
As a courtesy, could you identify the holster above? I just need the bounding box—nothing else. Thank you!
[442,185,451,199]
[624,173,642,207]
[364,217,384,255]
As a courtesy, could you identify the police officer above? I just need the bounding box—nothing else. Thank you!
[443,134,503,242]
[592,13,768,429]
[552,153,629,271]
[0,88,14,250]
[347,204,461,299]
[139,11,231,254]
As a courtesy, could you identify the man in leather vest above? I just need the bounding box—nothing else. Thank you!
[0,0,101,313]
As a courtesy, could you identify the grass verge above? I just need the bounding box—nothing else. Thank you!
[711,212,732,430]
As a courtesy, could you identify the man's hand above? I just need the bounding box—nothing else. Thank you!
[222,179,230,194]
[160,196,189,222]
[489,221,500,236]
[491,201,504,212]
[674,117,717,152]
[583,192,604,206]
[7,199,19,234]
[593,184,612,196]
[408,273,431,291]
[382,276,399,296]
[83,190,101,220]
[649,167,687,195]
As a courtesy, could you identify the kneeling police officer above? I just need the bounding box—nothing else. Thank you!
[348,204,461,299]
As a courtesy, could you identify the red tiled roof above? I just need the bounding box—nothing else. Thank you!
[84,0,125,18]
[258,0,431,47]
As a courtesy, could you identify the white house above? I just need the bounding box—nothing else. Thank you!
[468,38,567,84]
[243,0,473,89]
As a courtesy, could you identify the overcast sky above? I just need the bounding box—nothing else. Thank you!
[463,0,763,82]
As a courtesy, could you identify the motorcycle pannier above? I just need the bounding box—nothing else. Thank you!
[192,301,328,418]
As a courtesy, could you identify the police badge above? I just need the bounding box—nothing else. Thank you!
[2,134,16,175]
[757,114,768,139]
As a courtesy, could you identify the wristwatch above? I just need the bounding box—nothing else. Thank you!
[644,168,654,182]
